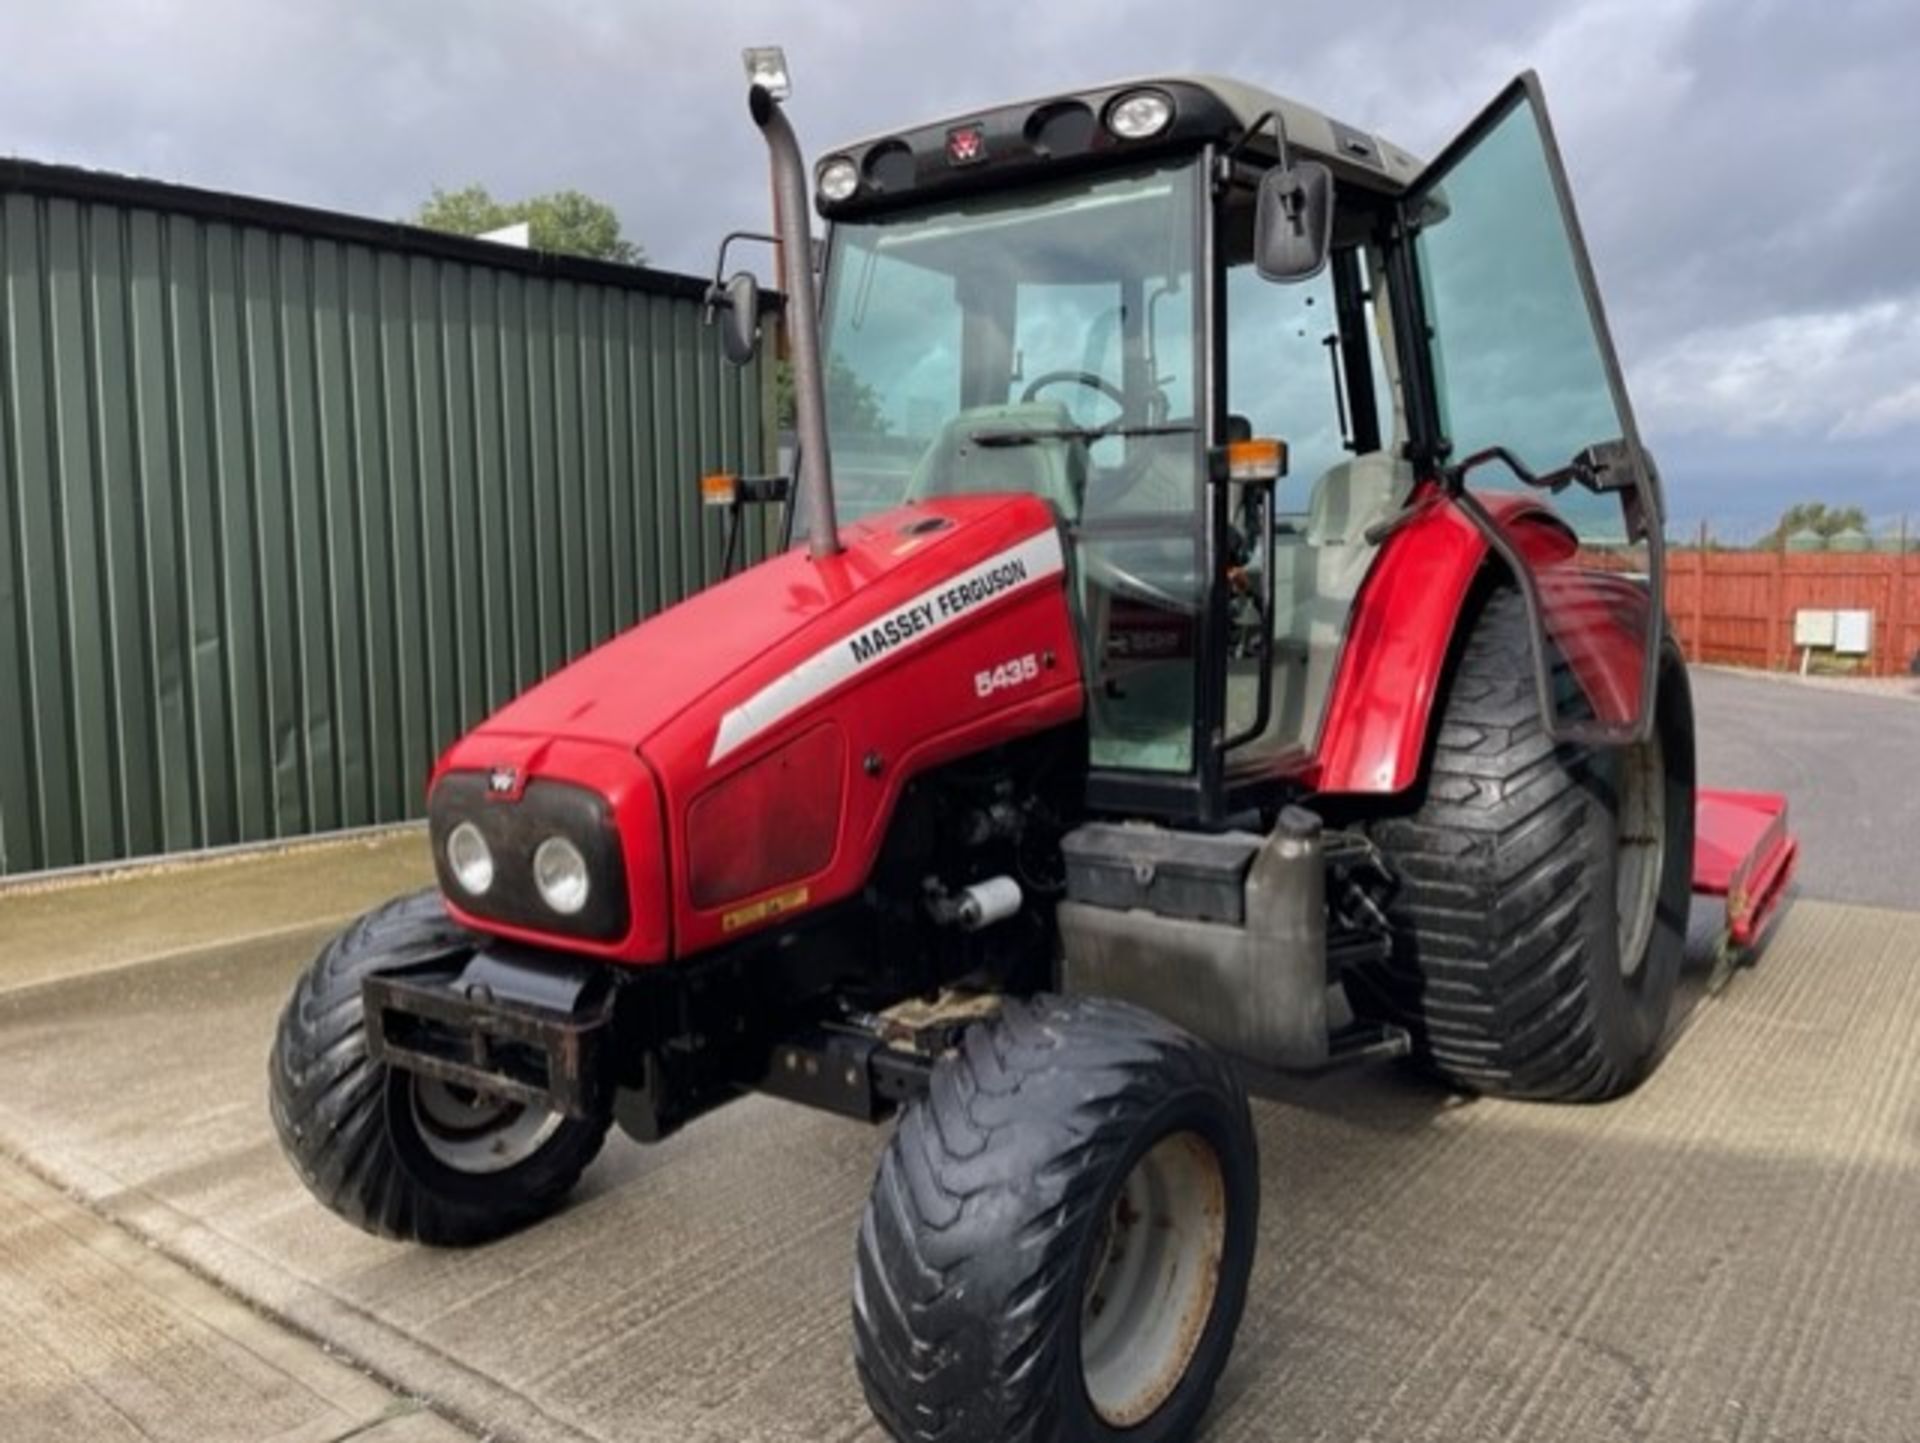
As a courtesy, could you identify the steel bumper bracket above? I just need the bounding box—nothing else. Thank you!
[364,949,614,1118]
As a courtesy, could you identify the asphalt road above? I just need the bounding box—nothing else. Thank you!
[1690,668,1920,909]
[2,669,1918,1443]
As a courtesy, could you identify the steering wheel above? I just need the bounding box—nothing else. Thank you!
[1078,535,1196,615]
[1021,369,1125,407]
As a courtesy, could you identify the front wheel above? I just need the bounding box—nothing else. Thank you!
[269,889,610,1246]
[853,995,1259,1443]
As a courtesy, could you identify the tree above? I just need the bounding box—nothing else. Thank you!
[1757,501,1869,550]
[773,356,890,434]
[413,184,643,265]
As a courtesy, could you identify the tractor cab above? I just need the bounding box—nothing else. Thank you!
[752,71,1669,825]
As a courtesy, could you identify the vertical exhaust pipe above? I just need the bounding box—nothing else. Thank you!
[747,57,840,560]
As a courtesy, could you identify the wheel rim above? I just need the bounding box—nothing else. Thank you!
[1080,1130,1228,1428]
[408,1076,564,1175]
[1615,729,1667,978]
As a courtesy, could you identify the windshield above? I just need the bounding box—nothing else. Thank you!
[819,161,1201,525]
[819,160,1207,773]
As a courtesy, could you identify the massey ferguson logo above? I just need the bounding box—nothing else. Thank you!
[487,767,518,795]
[946,124,986,164]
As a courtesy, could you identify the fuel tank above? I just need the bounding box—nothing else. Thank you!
[432,494,1084,962]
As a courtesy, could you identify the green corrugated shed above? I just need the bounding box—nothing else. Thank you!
[0,158,774,875]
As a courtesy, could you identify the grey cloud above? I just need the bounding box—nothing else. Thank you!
[1,0,1914,527]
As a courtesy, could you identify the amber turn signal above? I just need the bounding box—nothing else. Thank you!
[1224,438,1288,483]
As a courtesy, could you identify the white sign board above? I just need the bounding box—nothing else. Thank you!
[1834,610,1873,656]
[1793,609,1836,647]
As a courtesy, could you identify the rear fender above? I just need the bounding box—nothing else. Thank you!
[1308,487,1647,797]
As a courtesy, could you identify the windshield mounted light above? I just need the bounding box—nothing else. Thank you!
[817,156,859,203]
[741,46,791,100]
[1107,89,1174,140]
[446,821,495,896]
[533,835,592,916]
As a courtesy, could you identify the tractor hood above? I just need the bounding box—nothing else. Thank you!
[458,494,1063,759]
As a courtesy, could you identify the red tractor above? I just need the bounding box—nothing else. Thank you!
[271,51,1797,1442]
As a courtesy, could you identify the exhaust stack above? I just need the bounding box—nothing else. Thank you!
[745,49,840,560]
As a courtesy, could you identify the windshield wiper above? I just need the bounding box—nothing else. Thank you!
[968,421,1196,448]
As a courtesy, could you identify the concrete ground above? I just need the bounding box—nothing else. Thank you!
[0,1153,472,1443]
[1,669,1917,1442]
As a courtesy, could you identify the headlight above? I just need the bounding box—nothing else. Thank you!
[817,156,859,203]
[1106,89,1173,140]
[446,821,495,895]
[533,835,591,915]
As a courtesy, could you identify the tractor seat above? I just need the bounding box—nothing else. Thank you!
[904,402,1087,521]
[1269,453,1413,625]
[1304,450,1411,562]
[1246,452,1413,755]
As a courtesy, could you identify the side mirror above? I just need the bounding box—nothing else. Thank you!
[712,270,762,366]
[1254,161,1334,283]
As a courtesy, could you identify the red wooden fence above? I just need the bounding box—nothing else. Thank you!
[1663,548,1920,677]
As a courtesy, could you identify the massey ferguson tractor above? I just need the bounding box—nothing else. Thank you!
[271,49,1798,1442]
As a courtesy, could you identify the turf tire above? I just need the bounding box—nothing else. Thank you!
[269,888,610,1246]
[853,994,1259,1443]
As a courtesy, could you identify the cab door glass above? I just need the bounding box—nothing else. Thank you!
[1409,76,1662,741]
[817,160,1207,775]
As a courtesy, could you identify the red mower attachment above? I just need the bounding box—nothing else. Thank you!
[1693,788,1798,957]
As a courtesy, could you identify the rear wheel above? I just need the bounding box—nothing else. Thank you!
[1354,588,1695,1101]
[853,995,1258,1443]
[269,889,610,1245]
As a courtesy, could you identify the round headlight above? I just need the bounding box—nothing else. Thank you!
[1107,90,1173,140]
[533,835,591,916]
[446,821,494,896]
[817,156,859,203]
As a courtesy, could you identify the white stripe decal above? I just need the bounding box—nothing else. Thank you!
[709,529,1065,764]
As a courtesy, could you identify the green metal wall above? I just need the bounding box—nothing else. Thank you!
[0,163,773,875]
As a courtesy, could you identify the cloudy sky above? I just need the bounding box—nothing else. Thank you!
[5,0,1915,534]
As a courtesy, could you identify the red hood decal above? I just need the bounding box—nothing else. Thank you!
[463,495,1056,754]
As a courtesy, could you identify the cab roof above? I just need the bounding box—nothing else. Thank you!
[817,74,1425,219]
[1168,75,1425,187]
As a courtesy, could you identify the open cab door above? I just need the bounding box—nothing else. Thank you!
[1405,74,1795,956]
[1402,72,1663,745]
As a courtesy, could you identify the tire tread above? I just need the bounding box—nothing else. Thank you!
[1354,590,1679,1101]
[853,995,1254,1442]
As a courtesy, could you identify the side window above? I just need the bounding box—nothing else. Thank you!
[1226,249,1388,515]
[1226,262,1344,505]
